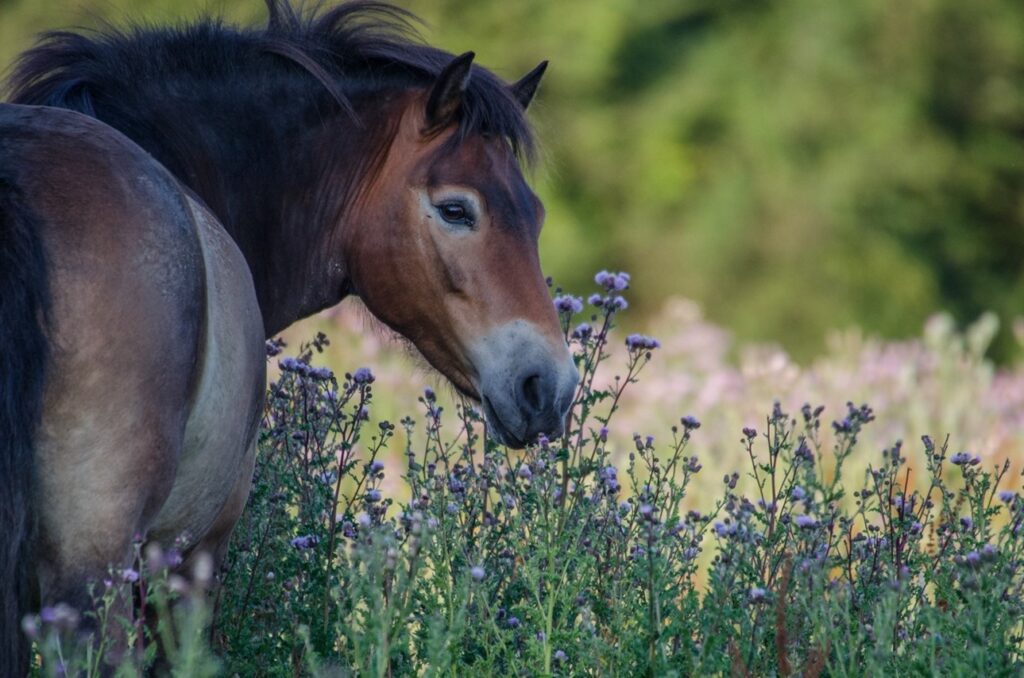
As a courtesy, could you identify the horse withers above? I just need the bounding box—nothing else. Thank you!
[0,1,577,671]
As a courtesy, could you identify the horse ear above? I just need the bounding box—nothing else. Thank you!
[510,60,548,110]
[425,51,475,131]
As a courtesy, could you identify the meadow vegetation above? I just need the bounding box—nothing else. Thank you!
[24,274,1024,676]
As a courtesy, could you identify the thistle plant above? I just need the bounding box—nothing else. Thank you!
[28,272,1024,676]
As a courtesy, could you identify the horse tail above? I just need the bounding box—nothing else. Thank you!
[0,172,50,675]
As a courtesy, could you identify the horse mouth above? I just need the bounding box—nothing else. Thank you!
[482,396,525,448]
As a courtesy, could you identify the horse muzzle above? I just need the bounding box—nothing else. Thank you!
[471,320,578,448]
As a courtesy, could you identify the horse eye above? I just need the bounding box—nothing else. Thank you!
[435,201,474,227]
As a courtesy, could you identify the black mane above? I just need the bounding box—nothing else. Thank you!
[5,0,534,161]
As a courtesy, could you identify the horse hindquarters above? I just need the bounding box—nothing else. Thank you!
[0,170,51,678]
[0,104,206,639]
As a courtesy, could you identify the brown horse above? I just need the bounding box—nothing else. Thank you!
[0,1,577,671]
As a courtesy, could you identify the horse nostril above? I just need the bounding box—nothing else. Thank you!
[520,373,544,413]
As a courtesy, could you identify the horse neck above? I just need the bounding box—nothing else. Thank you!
[102,79,398,336]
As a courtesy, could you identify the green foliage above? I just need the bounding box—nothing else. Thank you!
[2,0,1022,359]
[27,276,1024,675]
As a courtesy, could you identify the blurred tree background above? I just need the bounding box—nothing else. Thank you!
[2,0,1022,361]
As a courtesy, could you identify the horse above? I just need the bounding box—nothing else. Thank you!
[0,1,578,671]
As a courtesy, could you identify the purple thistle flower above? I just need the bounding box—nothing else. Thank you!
[518,465,533,480]
[714,522,736,537]
[290,535,319,550]
[352,367,375,384]
[625,334,661,351]
[279,356,306,373]
[470,565,486,581]
[553,295,584,315]
[572,322,593,340]
[609,296,629,310]
[791,486,807,501]
[356,512,371,527]
[982,543,997,561]
[910,521,923,535]
[950,451,971,465]
[742,427,757,440]
[639,504,655,521]
[794,514,817,529]
[599,427,609,442]
[121,568,140,583]
[960,516,973,531]
[999,490,1016,503]
[749,587,767,603]
[965,551,981,568]
[588,293,604,307]
[506,616,520,629]
[309,366,333,380]
[366,489,382,503]
[680,415,701,430]
[554,650,567,662]
[369,460,385,474]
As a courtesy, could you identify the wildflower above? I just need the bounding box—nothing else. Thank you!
[553,294,583,314]
[599,427,609,442]
[625,334,660,351]
[595,270,630,291]
[714,522,736,538]
[959,516,973,530]
[588,293,604,307]
[554,650,568,663]
[308,366,333,380]
[999,490,1016,503]
[279,356,306,373]
[686,455,702,473]
[369,460,385,474]
[909,521,923,535]
[518,465,533,480]
[572,322,592,340]
[742,427,757,440]
[290,535,318,550]
[795,439,814,465]
[619,501,632,514]
[639,504,655,521]
[506,616,521,629]
[366,489,382,503]
[950,452,971,465]
[470,565,486,581]
[680,415,701,430]
[982,543,997,561]
[749,587,767,603]
[352,367,375,384]
[609,296,628,310]
[164,549,183,568]
[791,486,807,501]
[794,514,817,529]
[965,551,981,568]
[121,568,140,583]
[356,512,371,527]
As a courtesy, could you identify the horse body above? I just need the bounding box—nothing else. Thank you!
[1,1,577,672]
[0,103,265,612]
